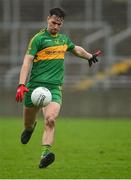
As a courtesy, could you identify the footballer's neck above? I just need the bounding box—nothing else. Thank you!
[47,29,58,37]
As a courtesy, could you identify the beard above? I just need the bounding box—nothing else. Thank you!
[50,29,58,35]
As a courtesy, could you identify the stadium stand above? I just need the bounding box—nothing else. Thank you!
[0,0,131,89]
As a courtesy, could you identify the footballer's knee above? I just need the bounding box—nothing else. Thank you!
[45,114,56,128]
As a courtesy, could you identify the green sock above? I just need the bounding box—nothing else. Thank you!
[41,144,51,157]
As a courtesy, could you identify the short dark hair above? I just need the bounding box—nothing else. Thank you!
[49,8,66,19]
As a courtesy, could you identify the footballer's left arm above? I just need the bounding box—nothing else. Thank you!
[72,45,101,67]
[72,45,93,60]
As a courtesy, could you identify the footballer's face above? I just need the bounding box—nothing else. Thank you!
[47,15,64,35]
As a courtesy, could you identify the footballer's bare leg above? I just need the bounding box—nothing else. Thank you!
[42,102,61,145]
[39,102,61,168]
[21,106,39,144]
[24,106,39,130]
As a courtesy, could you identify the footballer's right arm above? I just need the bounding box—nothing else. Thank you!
[19,54,34,85]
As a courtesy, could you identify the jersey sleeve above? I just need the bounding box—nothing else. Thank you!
[26,35,40,56]
[66,36,75,51]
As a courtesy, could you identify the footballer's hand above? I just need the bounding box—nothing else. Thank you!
[88,50,102,67]
[16,84,29,102]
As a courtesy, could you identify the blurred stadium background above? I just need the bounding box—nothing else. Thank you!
[0,0,131,117]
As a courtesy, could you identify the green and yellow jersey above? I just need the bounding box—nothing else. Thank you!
[26,29,75,85]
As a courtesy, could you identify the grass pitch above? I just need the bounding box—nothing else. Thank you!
[0,117,131,179]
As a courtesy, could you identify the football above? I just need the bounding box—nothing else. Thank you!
[31,87,52,107]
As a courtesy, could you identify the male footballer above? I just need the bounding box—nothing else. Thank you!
[16,7,101,168]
